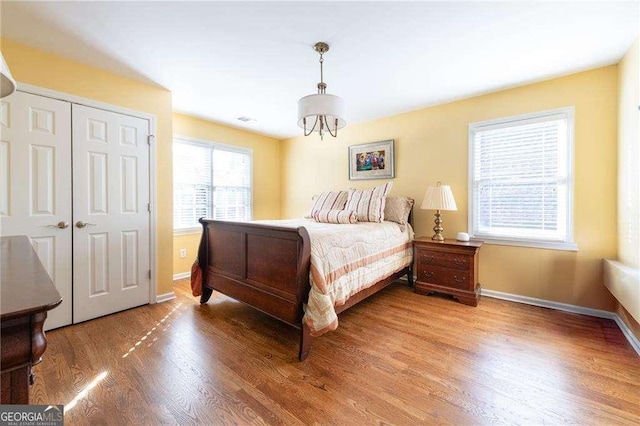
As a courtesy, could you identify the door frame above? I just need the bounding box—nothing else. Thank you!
[17,82,159,304]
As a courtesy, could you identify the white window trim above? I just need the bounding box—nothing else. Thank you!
[173,134,253,234]
[468,107,578,252]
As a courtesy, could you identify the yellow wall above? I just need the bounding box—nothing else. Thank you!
[610,37,640,334]
[617,37,639,269]
[1,39,175,296]
[172,113,282,275]
[282,66,619,311]
[174,232,203,277]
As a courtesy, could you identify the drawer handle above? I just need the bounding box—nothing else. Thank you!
[454,276,466,283]
[453,258,466,266]
[423,255,434,262]
[423,271,434,279]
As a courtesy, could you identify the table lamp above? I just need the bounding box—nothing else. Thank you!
[420,182,457,241]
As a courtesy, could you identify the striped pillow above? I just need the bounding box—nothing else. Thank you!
[345,182,393,223]
[304,190,349,219]
[313,209,358,224]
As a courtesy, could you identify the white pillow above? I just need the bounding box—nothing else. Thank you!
[313,209,358,224]
[304,190,349,219]
[344,182,393,223]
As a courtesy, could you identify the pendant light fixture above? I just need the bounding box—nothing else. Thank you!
[297,42,346,140]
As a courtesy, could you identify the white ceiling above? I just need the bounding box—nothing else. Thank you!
[2,1,638,139]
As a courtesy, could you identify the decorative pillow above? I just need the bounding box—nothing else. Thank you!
[313,209,358,224]
[304,191,349,219]
[384,196,414,225]
[344,182,393,223]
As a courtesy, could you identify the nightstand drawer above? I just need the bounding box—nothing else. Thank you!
[416,248,471,271]
[417,266,471,290]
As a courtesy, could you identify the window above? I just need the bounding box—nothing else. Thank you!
[468,107,576,250]
[173,136,252,232]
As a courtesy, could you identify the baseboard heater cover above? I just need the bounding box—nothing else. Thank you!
[603,259,640,324]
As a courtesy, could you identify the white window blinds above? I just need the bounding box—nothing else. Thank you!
[212,148,252,221]
[173,142,213,230]
[469,107,576,250]
[173,137,252,231]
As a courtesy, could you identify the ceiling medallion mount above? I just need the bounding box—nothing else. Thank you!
[297,41,346,140]
[314,42,329,54]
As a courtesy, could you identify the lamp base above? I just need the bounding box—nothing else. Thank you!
[431,210,445,241]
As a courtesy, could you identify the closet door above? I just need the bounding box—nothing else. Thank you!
[0,91,73,330]
[72,104,151,323]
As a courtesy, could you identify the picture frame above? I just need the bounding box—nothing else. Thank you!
[348,139,395,180]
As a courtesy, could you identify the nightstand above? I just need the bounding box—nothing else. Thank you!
[413,237,482,306]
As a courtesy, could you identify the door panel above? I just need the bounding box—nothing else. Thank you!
[0,91,72,330]
[30,144,55,215]
[72,104,150,323]
[31,236,56,278]
[88,232,109,295]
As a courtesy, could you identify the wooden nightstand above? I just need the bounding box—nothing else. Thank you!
[413,237,482,306]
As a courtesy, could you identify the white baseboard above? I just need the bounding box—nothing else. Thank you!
[481,288,640,357]
[156,292,176,303]
[481,288,615,318]
[173,272,190,281]
[612,315,640,356]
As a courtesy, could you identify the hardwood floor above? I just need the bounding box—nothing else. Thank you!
[30,279,640,425]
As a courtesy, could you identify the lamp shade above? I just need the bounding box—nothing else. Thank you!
[421,184,457,211]
[0,52,16,98]
[297,93,346,131]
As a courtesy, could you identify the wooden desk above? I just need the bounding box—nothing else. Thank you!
[1,236,62,404]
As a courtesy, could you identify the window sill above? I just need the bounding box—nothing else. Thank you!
[474,238,579,252]
[173,228,201,236]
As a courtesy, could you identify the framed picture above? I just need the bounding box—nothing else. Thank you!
[348,139,395,180]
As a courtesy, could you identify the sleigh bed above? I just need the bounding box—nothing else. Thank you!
[196,196,414,361]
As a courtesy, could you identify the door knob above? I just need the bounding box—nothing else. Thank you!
[76,221,97,228]
[47,221,70,229]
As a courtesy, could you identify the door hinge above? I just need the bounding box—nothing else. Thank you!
[147,134,155,145]
[147,203,151,212]
[148,269,152,279]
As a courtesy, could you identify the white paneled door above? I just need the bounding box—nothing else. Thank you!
[0,91,73,330]
[72,104,150,323]
[1,92,151,328]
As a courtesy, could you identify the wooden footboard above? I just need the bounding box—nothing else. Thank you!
[198,219,312,327]
[197,218,412,360]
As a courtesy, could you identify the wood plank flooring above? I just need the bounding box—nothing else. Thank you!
[30,279,640,425]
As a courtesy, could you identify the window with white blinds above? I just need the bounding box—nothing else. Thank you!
[468,107,577,250]
[173,136,252,231]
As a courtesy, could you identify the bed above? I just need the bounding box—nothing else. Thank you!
[196,193,414,360]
